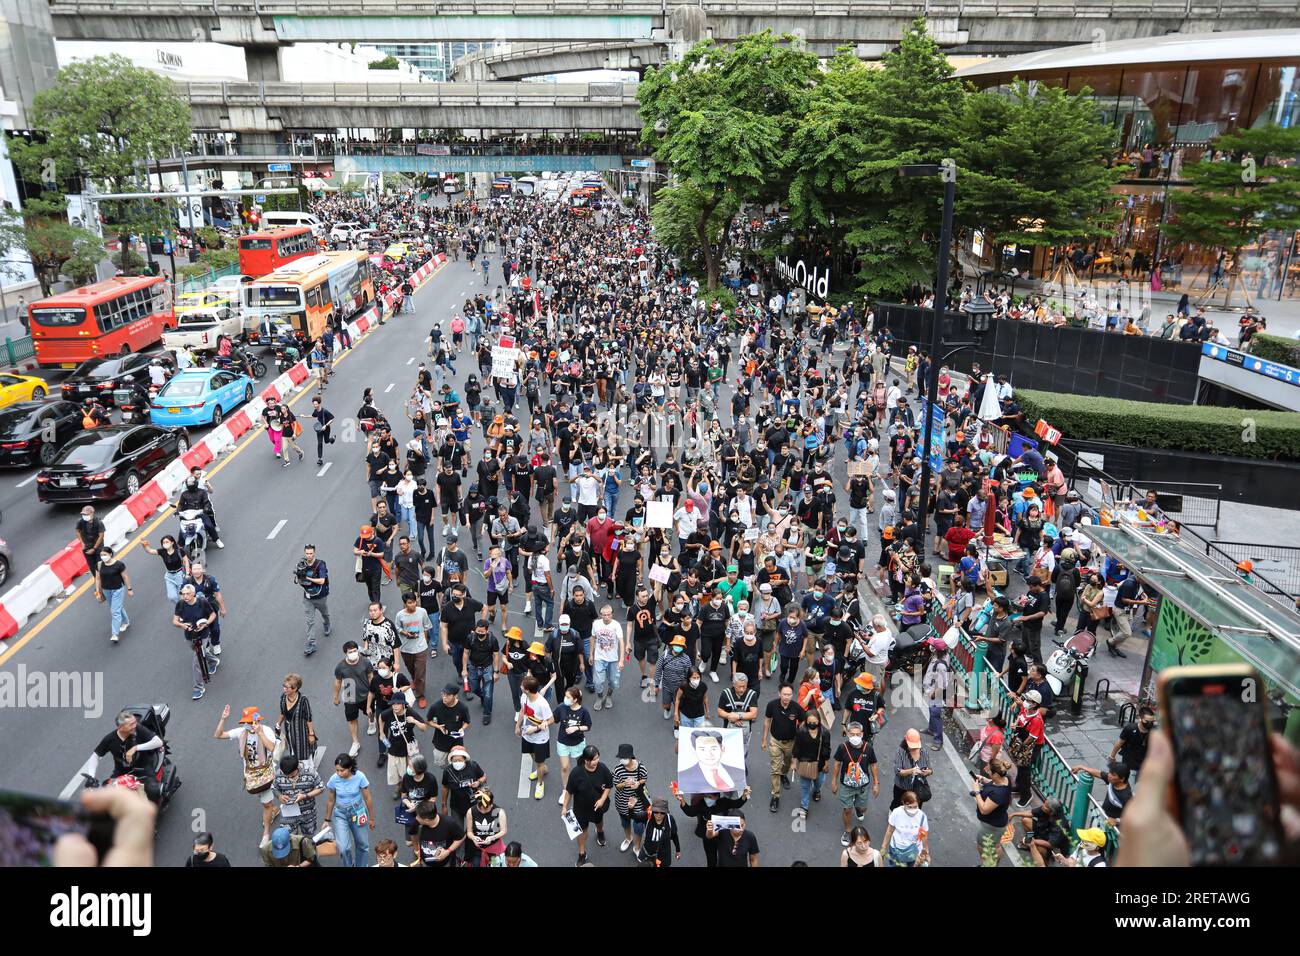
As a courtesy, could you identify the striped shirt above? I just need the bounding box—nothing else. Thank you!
[611,762,649,816]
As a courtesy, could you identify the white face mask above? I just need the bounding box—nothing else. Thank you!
[904,806,920,816]
[689,678,701,688]
[848,735,863,747]
[345,652,360,664]
[450,760,467,771]
[377,668,391,679]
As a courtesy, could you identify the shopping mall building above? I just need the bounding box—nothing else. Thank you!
[955,30,1300,302]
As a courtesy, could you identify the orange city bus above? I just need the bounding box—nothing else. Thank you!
[29,275,176,368]
[237,225,318,278]
[243,251,374,342]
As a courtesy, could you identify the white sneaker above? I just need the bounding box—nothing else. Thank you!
[110,634,119,643]
[620,838,632,853]
[215,540,225,549]
[662,709,671,720]
[366,719,377,736]
[212,644,222,655]
[709,670,719,683]
[348,741,360,757]
[523,599,532,612]
[119,621,129,633]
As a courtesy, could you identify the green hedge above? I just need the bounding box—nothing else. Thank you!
[1015,389,1300,461]
[1249,333,1300,369]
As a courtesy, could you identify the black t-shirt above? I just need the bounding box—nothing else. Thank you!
[185,852,232,867]
[427,700,471,752]
[398,771,438,807]
[441,598,483,644]
[94,726,158,776]
[564,599,598,639]
[977,782,1012,827]
[1117,723,1150,770]
[435,470,462,502]
[379,706,418,758]
[565,761,614,813]
[97,560,127,591]
[77,517,106,550]
[765,698,805,742]
[466,632,500,668]
[1020,589,1051,633]
[534,464,557,498]
[441,760,485,816]
[416,817,465,866]
[174,595,214,635]
[832,741,877,786]
[715,829,759,867]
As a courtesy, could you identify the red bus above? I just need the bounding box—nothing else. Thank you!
[29,276,176,368]
[238,226,318,278]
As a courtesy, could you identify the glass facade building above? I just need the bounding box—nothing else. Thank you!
[957,30,1300,301]
[373,42,485,81]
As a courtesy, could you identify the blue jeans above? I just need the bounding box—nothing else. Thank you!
[416,521,435,558]
[799,770,827,810]
[532,584,554,631]
[106,586,129,637]
[163,570,183,604]
[332,803,370,867]
[468,663,495,716]
[593,659,621,697]
[398,504,416,535]
[928,702,944,745]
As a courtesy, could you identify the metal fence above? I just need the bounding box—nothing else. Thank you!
[2,335,34,366]
[173,264,241,299]
[937,595,1119,858]
[1206,542,1300,598]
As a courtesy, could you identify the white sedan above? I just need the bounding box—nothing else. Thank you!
[162,306,245,353]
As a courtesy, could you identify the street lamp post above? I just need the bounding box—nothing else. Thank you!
[899,160,957,558]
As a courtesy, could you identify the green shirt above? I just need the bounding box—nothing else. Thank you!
[718,578,751,611]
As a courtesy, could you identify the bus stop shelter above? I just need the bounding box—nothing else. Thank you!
[1086,519,1300,743]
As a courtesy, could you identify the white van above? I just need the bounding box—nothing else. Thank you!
[261,210,325,238]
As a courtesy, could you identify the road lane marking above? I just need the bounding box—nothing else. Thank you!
[317,462,332,477]
[0,257,450,668]
[384,382,395,393]
[267,519,287,540]
[517,753,533,800]
[15,473,37,488]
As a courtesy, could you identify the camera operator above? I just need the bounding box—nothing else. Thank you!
[173,583,220,701]
[297,544,330,657]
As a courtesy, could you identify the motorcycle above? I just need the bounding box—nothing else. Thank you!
[82,703,182,813]
[274,343,302,374]
[177,508,208,564]
[884,622,934,681]
[215,347,266,380]
[114,385,157,425]
[1045,628,1097,708]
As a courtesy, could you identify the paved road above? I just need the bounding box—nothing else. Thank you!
[0,254,985,868]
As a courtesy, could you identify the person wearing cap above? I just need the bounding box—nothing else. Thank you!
[354,524,385,604]
[214,704,278,845]
[754,582,782,677]
[76,505,106,577]
[427,682,472,768]
[1057,827,1108,867]
[261,825,317,868]
[655,634,695,721]
[562,744,614,865]
[890,728,934,810]
[1010,688,1048,807]
[638,797,682,867]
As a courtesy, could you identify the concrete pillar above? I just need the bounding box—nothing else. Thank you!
[237,131,283,155]
[0,0,60,128]
[665,4,708,60]
[244,46,284,83]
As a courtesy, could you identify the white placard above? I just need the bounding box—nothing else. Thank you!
[491,346,519,379]
[646,499,674,529]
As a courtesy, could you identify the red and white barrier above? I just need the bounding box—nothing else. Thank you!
[0,253,448,642]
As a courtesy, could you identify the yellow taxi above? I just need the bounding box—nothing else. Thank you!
[0,372,49,409]
[175,290,235,315]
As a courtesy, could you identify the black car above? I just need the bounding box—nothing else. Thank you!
[60,353,176,407]
[0,400,84,467]
[37,424,190,503]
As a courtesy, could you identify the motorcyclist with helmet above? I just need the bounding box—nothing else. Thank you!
[177,472,223,549]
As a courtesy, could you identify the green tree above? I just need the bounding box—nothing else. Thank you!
[650,181,740,271]
[954,81,1119,273]
[638,31,819,288]
[368,55,400,70]
[0,209,105,295]
[1162,124,1300,308]
[8,54,192,262]
[786,20,963,297]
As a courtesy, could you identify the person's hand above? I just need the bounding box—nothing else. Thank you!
[1114,730,1189,867]
[54,787,156,867]
[221,705,231,721]
[368,815,377,831]
[95,592,104,603]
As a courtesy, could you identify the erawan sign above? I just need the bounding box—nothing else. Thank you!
[775,255,829,300]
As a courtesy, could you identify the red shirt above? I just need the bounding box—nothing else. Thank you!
[945,526,978,562]
[1017,707,1046,744]
[587,516,615,553]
